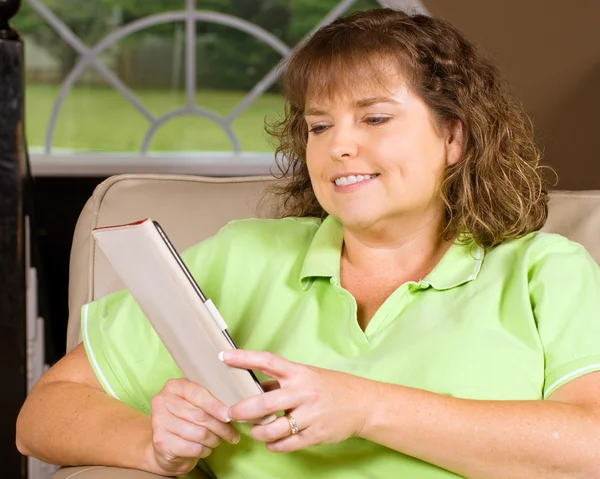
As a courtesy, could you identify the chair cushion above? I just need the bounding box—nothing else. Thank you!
[542,190,600,262]
[67,175,600,353]
[53,465,209,479]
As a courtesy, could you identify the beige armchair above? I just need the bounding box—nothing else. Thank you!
[53,174,600,478]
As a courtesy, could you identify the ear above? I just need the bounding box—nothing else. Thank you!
[445,120,463,166]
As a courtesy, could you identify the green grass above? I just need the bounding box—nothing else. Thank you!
[25,84,285,152]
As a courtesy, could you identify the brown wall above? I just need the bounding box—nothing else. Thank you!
[421,0,600,190]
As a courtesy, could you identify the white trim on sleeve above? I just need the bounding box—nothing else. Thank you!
[82,303,121,400]
[544,364,600,399]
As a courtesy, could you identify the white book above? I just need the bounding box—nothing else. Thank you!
[92,218,275,423]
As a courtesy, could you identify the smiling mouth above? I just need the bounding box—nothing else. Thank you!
[333,174,379,186]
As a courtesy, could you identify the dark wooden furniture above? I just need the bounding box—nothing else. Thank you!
[1,0,29,476]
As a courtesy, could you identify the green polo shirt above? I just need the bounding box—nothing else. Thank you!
[83,215,600,479]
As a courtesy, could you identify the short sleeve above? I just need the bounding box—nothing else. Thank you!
[82,225,234,414]
[528,236,600,399]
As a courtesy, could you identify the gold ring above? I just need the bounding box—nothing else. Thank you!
[286,414,299,435]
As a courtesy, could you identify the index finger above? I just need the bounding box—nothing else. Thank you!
[219,350,295,381]
[165,378,230,423]
[228,388,297,423]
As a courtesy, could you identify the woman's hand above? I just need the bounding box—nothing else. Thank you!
[145,378,241,476]
[221,350,374,453]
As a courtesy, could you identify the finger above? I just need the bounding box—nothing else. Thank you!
[220,350,295,381]
[152,427,212,460]
[164,378,229,423]
[261,380,281,392]
[251,414,304,443]
[165,418,222,450]
[266,431,311,454]
[165,396,240,445]
[228,388,299,422]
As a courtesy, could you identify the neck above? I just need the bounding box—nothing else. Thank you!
[341,212,452,278]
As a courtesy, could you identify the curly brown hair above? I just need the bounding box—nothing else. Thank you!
[265,8,551,248]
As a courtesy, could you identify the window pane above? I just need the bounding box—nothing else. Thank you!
[149,115,234,152]
[51,76,150,152]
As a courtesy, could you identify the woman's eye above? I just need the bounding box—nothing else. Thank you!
[308,124,330,134]
[365,116,391,126]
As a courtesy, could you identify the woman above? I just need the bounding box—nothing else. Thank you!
[17,8,600,479]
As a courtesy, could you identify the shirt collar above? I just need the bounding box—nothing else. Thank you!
[423,240,485,290]
[299,215,344,289]
[299,216,485,291]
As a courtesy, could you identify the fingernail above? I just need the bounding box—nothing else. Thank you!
[218,351,225,362]
[224,408,231,423]
[232,434,241,444]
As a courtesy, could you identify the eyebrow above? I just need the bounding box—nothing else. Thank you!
[304,96,400,116]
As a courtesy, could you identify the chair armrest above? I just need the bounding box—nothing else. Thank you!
[53,466,210,479]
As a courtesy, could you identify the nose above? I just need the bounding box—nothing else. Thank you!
[329,123,358,161]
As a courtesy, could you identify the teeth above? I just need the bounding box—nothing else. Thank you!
[334,174,376,186]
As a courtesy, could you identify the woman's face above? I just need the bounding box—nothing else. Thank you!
[305,77,462,233]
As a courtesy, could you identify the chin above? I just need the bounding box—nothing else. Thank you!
[333,210,380,230]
